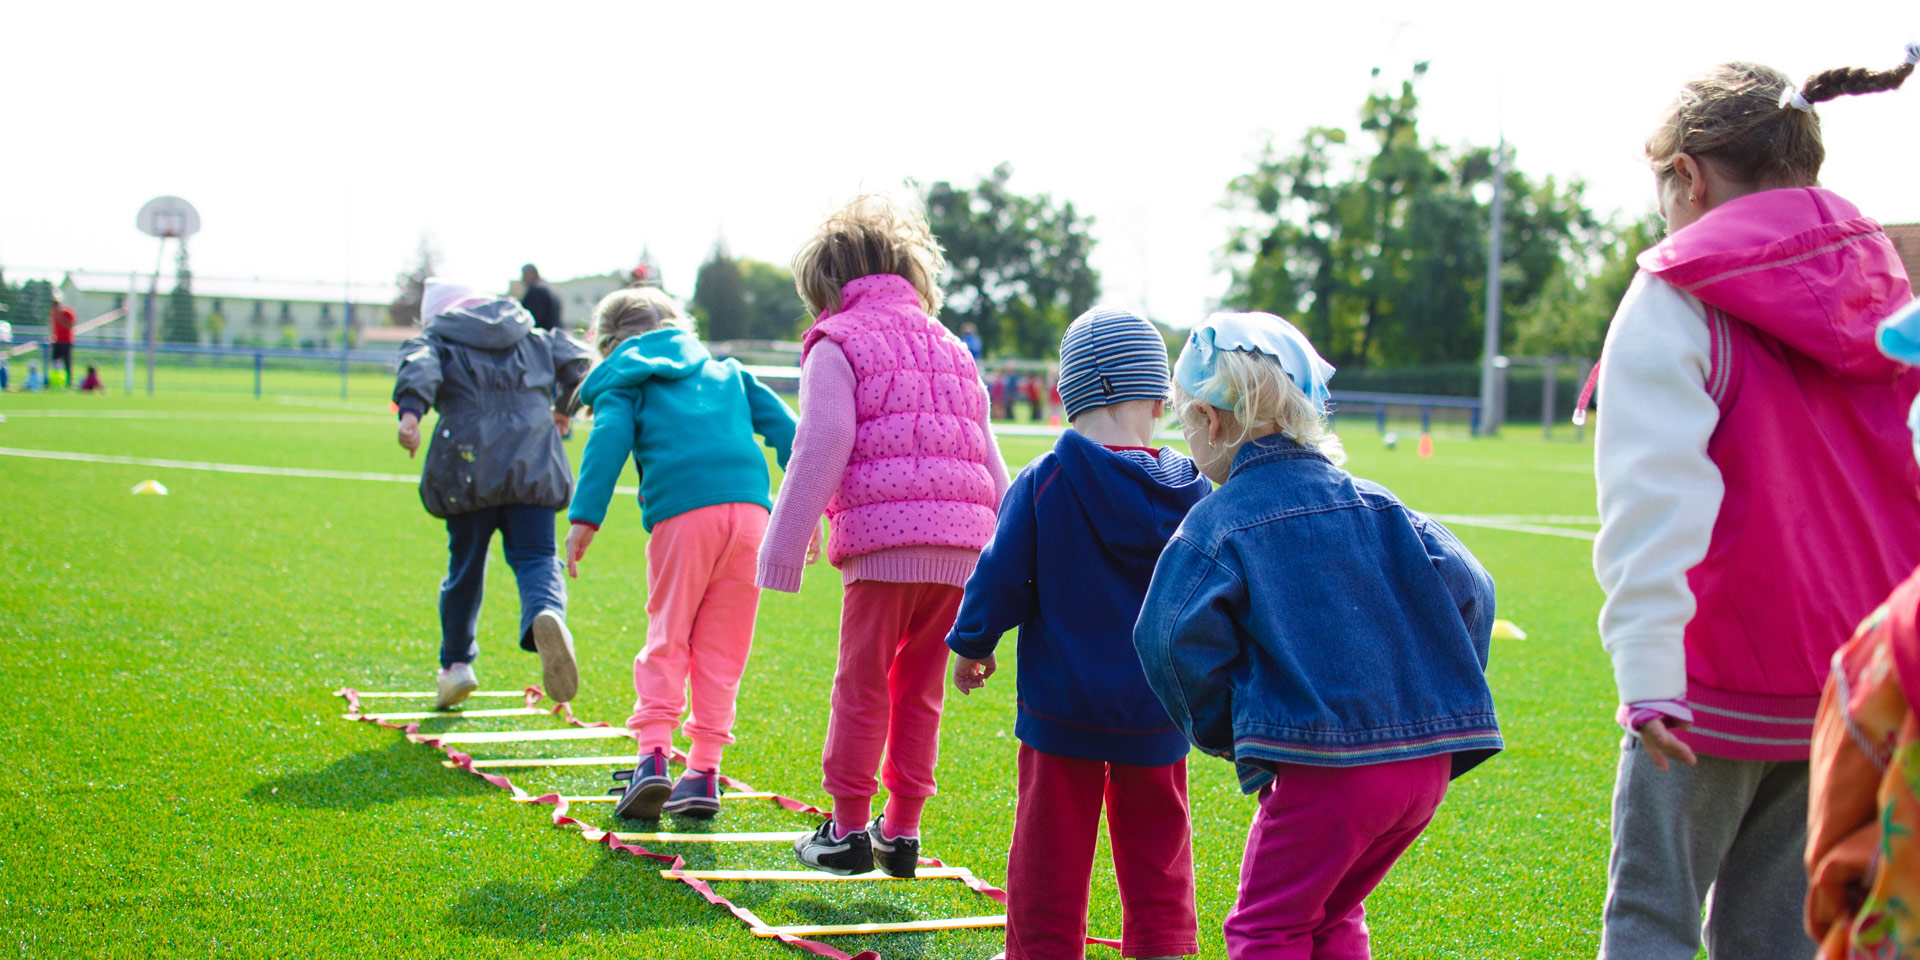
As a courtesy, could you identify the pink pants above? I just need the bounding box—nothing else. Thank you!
[1226,754,1451,960]
[1007,745,1198,960]
[626,502,767,773]
[821,580,961,826]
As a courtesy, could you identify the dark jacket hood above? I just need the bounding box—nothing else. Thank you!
[1053,429,1210,562]
[577,328,710,407]
[425,298,534,351]
[1638,187,1914,383]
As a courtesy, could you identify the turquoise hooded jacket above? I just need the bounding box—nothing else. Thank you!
[569,328,797,532]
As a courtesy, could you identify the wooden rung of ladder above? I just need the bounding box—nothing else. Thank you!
[409,727,633,745]
[585,829,808,843]
[350,690,531,699]
[444,755,635,769]
[509,791,777,803]
[345,707,545,721]
[751,915,1007,937]
[662,868,974,882]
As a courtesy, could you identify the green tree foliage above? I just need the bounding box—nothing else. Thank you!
[692,242,749,341]
[1511,214,1662,360]
[924,163,1100,358]
[13,279,52,337]
[738,259,807,340]
[162,247,198,344]
[389,236,438,327]
[1222,66,1608,369]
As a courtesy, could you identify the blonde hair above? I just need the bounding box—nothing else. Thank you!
[1173,349,1345,466]
[792,194,946,318]
[1647,55,1914,188]
[588,287,684,358]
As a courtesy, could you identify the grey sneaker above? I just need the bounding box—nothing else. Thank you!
[612,749,673,820]
[662,768,722,819]
[434,662,478,710]
[529,611,577,702]
[867,815,919,878]
[794,819,873,876]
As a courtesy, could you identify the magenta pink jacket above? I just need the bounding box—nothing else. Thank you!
[1638,187,1920,757]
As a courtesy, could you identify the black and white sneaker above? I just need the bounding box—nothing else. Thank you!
[611,749,672,820]
[866,816,919,878]
[793,819,873,876]
[662,768,722,820]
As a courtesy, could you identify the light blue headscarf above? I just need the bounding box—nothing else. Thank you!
[1875,297,1920,466]
[1174,312,1335,414]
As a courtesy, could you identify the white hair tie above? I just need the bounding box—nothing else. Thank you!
[1905,42,1919,66]
[1778,84,1815,112]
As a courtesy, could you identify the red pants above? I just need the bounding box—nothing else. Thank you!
[1006,744,1199,960]
[1225,754,1451,960]
[821,581,961,813]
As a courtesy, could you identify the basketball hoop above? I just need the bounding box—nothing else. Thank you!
[136,196,201,239]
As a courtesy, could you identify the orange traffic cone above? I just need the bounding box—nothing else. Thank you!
[1417,433,1434,458]
[1049,413,1061,428]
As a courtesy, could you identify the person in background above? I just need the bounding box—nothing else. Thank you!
[77,364,104,394]
[1592,48,1920,959]
[1803,296,1920,959]
[960,322,984,361]
[949,308,1209,960]
[24,361,43,392]
[393,279,592,709]
[49,293,75,387]
[520,264,562,333]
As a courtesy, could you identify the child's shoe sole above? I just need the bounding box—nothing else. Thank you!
[530,612,578,702]
[662,796,721,819]
[613,781,671,820]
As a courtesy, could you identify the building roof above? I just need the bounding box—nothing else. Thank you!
[1888,224,1920,292]
[62,270,395,306]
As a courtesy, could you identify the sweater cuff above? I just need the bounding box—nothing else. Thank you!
[757,559,804,593]
[569,519,600,531]
[1616,699,1693,733]
[397,403,425,421]
[946,633,998,661]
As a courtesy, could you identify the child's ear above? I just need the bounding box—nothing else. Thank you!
[1151,398,1166,419]
[1205,405,1225,444]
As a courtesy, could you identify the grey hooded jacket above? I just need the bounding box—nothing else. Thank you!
[392,298,592,518]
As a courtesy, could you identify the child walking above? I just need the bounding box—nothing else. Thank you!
[393,279,591,710]
[1592,49,1920,960]
[948,308,1209,960]
[758,195,1010,877]
[563,288,797,820]
[1136,312,1502,960]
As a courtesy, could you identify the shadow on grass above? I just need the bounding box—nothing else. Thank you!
[246,739,494,810]
[442,849,726,941]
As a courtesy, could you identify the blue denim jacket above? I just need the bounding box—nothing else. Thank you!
[1134,435,1502,792]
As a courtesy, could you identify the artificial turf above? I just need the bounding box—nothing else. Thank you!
[0,374,1613,958]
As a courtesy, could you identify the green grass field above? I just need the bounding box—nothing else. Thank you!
[0,378,1613,958]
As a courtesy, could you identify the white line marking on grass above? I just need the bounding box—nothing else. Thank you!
[2,410,387,424]
[0,447,640,495]
[1431,514,1599,541]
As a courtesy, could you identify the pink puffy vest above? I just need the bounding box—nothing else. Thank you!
[800,275,999,564]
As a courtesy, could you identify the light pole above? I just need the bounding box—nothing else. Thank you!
[1476,136,1506,436]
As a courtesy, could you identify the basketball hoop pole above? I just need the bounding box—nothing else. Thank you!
[143,235,166,397]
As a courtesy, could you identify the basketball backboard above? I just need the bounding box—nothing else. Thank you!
[136,196,201,239]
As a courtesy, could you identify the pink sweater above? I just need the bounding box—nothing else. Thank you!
[757,338,1010,592]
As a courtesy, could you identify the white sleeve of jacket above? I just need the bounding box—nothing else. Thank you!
[1593,271,1724,706]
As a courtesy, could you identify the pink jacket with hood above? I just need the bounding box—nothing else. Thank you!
[1595,186,1920,761]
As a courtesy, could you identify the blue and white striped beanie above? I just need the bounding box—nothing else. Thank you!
[1056,308,1171,421]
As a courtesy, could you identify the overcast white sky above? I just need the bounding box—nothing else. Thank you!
[5,1,1917,326]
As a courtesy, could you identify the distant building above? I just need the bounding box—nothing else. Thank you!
[1888,223,1920,293]
[59,271,395,349]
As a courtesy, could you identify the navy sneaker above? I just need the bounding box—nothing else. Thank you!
[866,816,919,878]
[793,819,873,876]
[612,748,672,820]
[662,768,722,819]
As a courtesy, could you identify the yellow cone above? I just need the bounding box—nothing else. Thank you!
[130,479,169,496]
[1490,619,1527,641]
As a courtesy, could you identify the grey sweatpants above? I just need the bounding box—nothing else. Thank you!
[1598,736,1813,960]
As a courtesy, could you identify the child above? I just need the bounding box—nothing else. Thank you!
[948,308,1209,960]
[758,195,1010,877]
[393,279,591,710]
[78,365,104,394]
[564,287,798,819]
[1592,49,1920,959]
[1805,299,1920,960]
[1136,312,1501,959]
[24,361,42,392]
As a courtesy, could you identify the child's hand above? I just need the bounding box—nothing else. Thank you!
[1635,717,1698,772]
[552,411,571,435]
[806,517,827,565]
[565,523,596,579]
[397,412,421,458]
[953,655,996,695]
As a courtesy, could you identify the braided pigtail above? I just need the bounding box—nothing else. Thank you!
[1799,43,1919,104]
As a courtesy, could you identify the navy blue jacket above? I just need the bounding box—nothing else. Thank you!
[1135,434,1502,793]
[947,430,1212,765]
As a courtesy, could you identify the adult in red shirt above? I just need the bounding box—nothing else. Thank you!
[49,294,76,386]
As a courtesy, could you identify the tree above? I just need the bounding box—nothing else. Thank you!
[737,259,807,340]
[162,246,198,344]
[1222,67,1605,369]
[691,241,749,341]
[389,235,438,327]
[924,163,1101,358]
[1512,214,1661,359]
